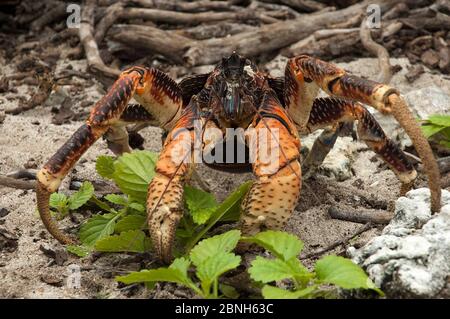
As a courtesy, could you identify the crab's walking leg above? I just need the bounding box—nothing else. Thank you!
[301,124,340,179]
[105,104,157,155]
[305,98,417,189]
[36,67,183,245]
[146,102,199,263]
[287,55,441,212]
[240,93,302,236]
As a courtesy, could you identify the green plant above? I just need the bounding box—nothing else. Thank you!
[243,230,383,299]
[420,114,450,149]
[51,150,250,258]
[49,150,381,300]
[49,181,94,219]
[116,230,242,299]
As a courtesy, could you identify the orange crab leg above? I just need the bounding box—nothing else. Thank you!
[240,92,302,236]
[146,101,200,263]
[303,98,417,189]
[287,55,441,212]
[36,67,183,245]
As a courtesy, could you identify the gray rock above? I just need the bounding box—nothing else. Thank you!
[348,188,450,298]
[301,132,361,181]
[373,86,450,149]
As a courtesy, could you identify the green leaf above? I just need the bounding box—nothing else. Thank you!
[249,256,296,283]
[190,230,241,267]
[248,256,311,284]
[89,196,114,212]
[440,139,450,148]
[315,255,383,295]
[95,230,148,253]
[261,285,316,299]
[242,230,303,261]
[115,214,147,233]
[220,284,239,299]
[116,257,198,293]
[219,181,252,222]
[129,202,145,213]
[96,155,115,179]
[79,213,118,247]
[184,186,218,225]
[68,181,94,210]
[427,114,450,127]
[185,182,251,251]
[112,151,158,202]
[196,252,241,294]
[104,194,128,206]
[421,124,445,138]
[49,193,68,209]
[116,268,187,285]
[66,245,91,258]
[170,257,191,276]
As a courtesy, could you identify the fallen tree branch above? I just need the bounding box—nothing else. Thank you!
[0,175,36,190]
[119,7,276,25]
[129,0,240,12]
[79,0,120,83]
[94,1,124,44]
[178,22,256,40]
[282,28,360,58]
[108,0,395,66]
[30,1,66,31]
[5,72,53,115]
[328,206,393,224]
[360,18,392,84]
[108,24,193,64]
[300,222,374,260]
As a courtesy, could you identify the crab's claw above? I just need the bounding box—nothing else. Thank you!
[146,102,198,263]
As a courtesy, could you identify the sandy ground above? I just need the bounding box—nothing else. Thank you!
[0,56,449,298]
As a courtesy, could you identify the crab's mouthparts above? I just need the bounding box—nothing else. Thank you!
[223,85,242,120]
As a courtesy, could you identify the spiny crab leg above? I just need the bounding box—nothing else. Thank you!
[287,55,441,212]
[36,66,184,245]
[146,102,199,263]
[240,93,302,236]
[303,97,417,187]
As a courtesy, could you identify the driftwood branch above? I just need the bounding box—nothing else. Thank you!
[0,175,36,190]
[119,7,275,26]
[328,206,393,225]
[5,72,53,115]
[129,0,240,12]
[108,0,396,66]
[79,0,120,82]
[94,1,124,44]
[30,1,66,31]
[360,18,392,84]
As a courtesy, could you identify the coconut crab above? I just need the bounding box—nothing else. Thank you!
[36,53,441,263]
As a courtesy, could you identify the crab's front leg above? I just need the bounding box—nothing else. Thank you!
[146,102,201,263]
[240,92,302,236]
[36,67,183,245]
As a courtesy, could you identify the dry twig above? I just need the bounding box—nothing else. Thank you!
[301,223,374,260]
[360,18,392,84]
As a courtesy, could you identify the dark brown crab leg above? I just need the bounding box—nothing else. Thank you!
[287,55,441,212]
[36,67,183,245]
[240,92,302,236]
[303,98,417,187]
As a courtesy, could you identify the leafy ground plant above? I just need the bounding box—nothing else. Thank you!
[50,150,250,257]
[420,114,450,149]
[243,230,383,299]
[116,230,242,299]
[49,150,381,299]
